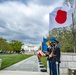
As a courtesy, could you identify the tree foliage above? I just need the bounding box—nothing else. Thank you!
[49,26,76,52]
[10,40,24,52]
[0,38,8,50]
[0,37,24,52]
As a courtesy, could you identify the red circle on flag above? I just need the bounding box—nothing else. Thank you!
[55,10,67,24]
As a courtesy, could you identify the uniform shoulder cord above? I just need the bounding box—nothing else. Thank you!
[49,47,54,57]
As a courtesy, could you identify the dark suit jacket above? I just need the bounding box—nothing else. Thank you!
[46,47,61,63]
[54,47,61,63]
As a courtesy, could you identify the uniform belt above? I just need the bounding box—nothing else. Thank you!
[53,55,56,56]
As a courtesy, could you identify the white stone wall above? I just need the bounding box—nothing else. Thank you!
[60,53,76,75]
[47,53,76,75]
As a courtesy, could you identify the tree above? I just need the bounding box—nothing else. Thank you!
[0,37,8,51]
[48,26,74,52]
[64,0,76,52]
[10,40,24,52]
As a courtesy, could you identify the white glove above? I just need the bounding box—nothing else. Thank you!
[56,61,58,64]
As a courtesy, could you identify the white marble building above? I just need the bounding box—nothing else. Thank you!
[21,44,38,52]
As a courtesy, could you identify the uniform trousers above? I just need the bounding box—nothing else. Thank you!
[49,61,60,75]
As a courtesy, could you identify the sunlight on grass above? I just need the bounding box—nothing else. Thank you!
[0,54,33,70]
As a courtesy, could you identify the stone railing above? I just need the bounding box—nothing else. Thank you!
[47,53,76,75]
[60,53,76,75]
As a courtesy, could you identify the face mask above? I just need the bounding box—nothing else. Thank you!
[53,44,55,47]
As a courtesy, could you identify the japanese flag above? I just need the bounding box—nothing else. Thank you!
[49,6,72,31]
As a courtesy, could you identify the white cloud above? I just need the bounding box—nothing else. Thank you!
[0,0,63,44]
[29,0,64,6]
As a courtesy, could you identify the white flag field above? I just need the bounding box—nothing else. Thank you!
[49,6,72,31]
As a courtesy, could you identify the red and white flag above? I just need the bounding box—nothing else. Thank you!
[37,50,42,57]
[49,6,72,30]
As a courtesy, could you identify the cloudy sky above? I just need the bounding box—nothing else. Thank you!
[0,0,64,45]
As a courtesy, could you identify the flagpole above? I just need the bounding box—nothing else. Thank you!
[42,36,44,51]
[72,10,75,53]
[49,13,50,40]
[64,0,76,53]
[70,0,76,53]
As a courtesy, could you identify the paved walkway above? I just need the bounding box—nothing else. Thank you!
[1,55,48,75]
[0,71,48,75]
[3,55,39,71]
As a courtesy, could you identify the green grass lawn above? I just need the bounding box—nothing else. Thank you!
[39,56,47,68]
[0,54,33,70]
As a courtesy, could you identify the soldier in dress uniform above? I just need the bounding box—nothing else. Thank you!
[51,40,61,75]
[46,43,54,75]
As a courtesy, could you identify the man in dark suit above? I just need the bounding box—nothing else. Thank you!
[51,40,61,75]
